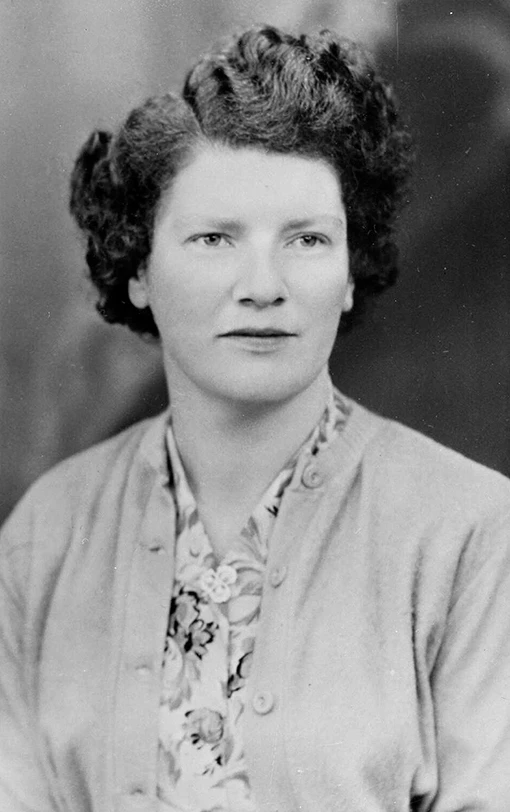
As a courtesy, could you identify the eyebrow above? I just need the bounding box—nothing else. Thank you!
[174,215,346,231]
[174,217,244,233]
[281,216,346,231]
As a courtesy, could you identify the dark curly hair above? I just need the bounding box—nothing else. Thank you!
[70,25,413,336]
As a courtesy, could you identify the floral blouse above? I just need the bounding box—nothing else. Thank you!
[157,387,349,811]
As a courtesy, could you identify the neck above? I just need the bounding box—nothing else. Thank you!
[168,368,331,511]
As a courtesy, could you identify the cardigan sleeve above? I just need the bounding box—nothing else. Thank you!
[430,504,510,811]
[0,506,57,812]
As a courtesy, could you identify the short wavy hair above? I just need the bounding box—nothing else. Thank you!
[70,25,413,336]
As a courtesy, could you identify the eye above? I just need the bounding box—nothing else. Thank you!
[290,233,328,249]
[192,233,230,248]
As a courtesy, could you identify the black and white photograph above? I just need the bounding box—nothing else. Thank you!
[1,1,510,810]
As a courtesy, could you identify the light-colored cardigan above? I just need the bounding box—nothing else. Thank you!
[1,397,510,812]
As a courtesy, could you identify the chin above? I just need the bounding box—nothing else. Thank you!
[210,367,324,407]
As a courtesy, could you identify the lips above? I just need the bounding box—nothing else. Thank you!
[220,328,296,337]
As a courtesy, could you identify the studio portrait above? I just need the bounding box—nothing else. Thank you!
[1,1,510,811]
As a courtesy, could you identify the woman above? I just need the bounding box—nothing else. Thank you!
[1,24,510,812]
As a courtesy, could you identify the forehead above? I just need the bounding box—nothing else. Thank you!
[159,144,344,222]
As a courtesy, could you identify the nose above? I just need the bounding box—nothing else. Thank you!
[233,247,287,308]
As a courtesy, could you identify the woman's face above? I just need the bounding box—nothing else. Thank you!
[129,144,353,406]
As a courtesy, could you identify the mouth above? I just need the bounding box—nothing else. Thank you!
[219,328,296,338]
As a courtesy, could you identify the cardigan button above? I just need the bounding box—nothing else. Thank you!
[269,565,287,587]
[148,538,166,554]
[128,785,146,797]
[252,690,275,715]
[301,463,324,489]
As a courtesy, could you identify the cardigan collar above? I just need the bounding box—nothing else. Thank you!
[136,387,383,495]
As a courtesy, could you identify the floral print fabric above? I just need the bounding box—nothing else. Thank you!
[157,387,349,811]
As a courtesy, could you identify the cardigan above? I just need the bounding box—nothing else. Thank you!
[1,396,510,812]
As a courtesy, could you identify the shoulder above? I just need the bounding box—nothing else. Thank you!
[343,397,510,522]
[333,397,510,600]
[26,411,167,505]
[0,412,169,554]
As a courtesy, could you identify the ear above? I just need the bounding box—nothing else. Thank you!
[342,277,355,313]
[128,272,150,310]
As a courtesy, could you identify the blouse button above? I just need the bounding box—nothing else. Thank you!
[252,690,275,715]
[301,463,324,489]
[190,539,203,556]
[269,565,287,587]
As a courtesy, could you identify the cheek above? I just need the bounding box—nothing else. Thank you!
[301,274,348,320]
[148,265,223,343]
[148,258,190,312]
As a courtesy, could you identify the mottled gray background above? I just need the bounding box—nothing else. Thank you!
[2,0,510,522]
